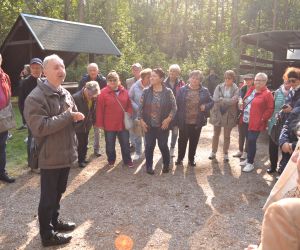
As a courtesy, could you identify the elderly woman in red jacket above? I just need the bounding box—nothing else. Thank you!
[95,71,133,167]
[239,72,274,172]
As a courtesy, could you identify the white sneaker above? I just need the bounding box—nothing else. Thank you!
[242,163,254,172]
[224,154,229,162]
[233,151,242,157]
[240,152,247,160]
[132,154,141,161]
[208,152,216,160]
[170,148,175,157]
[239,159,247,166]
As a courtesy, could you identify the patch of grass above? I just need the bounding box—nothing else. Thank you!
[6,97,28,176]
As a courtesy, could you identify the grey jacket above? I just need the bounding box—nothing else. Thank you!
[24,79,78,169]
[210,82,239,128]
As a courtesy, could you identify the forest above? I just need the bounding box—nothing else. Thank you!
[1,0,300,81]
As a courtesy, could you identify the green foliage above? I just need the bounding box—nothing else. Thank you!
[1,0,300,81]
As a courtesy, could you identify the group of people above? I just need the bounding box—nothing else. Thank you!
[1,52,300,247]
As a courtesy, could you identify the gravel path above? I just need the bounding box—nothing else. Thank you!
[0,124,275,249]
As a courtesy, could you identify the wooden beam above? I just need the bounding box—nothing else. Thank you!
[240,64,273,71]
[6,40,37,46]
[240,54,274,65]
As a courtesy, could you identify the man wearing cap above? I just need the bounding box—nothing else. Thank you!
[18,58,43,170]
[78,63,106,157]
[233,73,254,159]
[73,81,100,168]
[126,63,142,90]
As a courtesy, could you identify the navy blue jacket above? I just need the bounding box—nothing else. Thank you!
[279,103,300,150]
[176,85,214,129]
[78,74,107,91]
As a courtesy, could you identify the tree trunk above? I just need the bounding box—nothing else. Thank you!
[64,0,71,20]
[78,0,85,22]
[272,0,277,30]
[231,0,238,44]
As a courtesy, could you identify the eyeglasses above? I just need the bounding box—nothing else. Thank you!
[225,77,232,80]
[288,78,298,84]
[254,79,265,82]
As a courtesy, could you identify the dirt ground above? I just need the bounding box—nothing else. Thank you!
[0,124,276,250]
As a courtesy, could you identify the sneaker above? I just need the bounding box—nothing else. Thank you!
[7,133,12,140]
[24,137,28,143]
[224,154,229,162]
[169,148,175,157]
[240,152,247,160]
[208,152,216,160]
[132,153,141,161]
[31,168,40,174]
[239,159,247,166]
[242,163,254,172]
[233,151,242,157]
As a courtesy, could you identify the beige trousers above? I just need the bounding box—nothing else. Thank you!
[212,126,232,154]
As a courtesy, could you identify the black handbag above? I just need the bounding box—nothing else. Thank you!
[29,137,46,169]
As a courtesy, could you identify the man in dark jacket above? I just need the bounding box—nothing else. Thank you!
[204,68,219,96]
[18,58,43,170]
[78,63,106,157]
[24,54,85,247]
[73,81,100,168]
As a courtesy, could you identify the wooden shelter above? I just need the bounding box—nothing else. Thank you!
[0,13,121,94]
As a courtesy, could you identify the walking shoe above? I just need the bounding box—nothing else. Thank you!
[108,161,115,167]
[132,153,141,161]
[175,159,183,166]
[242,163,254,172]
[126,161,134,168]
[267,167,276,174]
[169,148,175,157]
[240,152,247,160]
[189,161,196,167]
[162,166,169,173]
[223,154,229,162]
[233,151,242,157]
[0,172,15,183]
[78,162,87,168]
[146,169,154,175]
[208,152,216,160]
[54,219,76,232]
[94,152,102,157]
[42,232,72,247]
[239,159,247,166]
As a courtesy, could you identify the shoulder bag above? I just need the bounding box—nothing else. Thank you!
[0,101,16,133]
[114,94,133,130]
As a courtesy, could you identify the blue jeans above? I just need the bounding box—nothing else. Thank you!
[0,131,8,174]
[170,126,179,148]
[247,130,260,164]
[145,127,170,171]
[133,133,143,155]
[104,130,131,164]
